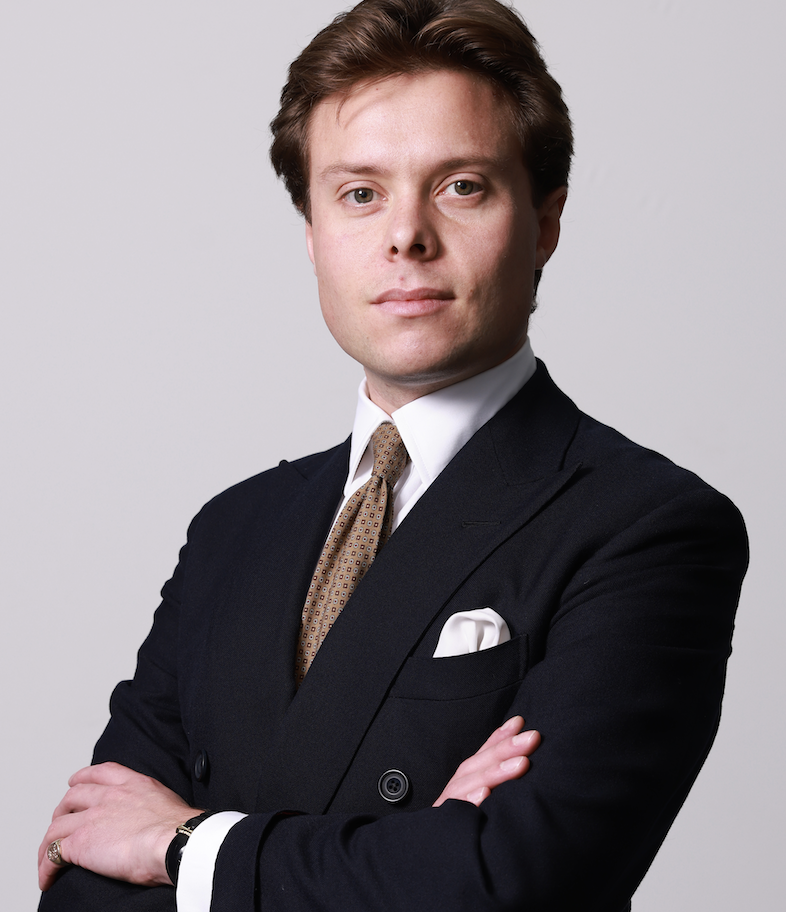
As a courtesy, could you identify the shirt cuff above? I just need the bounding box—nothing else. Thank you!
[176,811,248,912]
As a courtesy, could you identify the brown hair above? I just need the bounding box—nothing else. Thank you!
[270,0,573,220]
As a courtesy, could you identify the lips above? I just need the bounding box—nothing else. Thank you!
[373,287,452,304]
[372,287,454,316]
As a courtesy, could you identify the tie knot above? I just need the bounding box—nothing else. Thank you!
[370,422,409,488]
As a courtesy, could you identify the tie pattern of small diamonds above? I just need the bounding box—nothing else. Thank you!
[295,422,409,685]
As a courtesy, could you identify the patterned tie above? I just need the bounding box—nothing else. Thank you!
[295,422,409,685]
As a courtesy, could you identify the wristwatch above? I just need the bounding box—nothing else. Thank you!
[165,810,216,886]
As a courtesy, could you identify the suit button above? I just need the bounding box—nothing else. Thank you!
[193,749,209,782]
[378,769,409,803]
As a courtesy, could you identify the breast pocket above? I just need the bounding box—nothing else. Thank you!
[390,633,529,701]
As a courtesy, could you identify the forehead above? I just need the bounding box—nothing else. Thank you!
[306,69,521,177]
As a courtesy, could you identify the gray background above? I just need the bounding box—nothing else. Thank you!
[2,1,783,907]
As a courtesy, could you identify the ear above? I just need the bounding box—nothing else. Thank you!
[305,220,316,273]
[535,186,567,270]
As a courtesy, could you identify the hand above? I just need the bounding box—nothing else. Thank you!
[38,762,197,892]
[432,715,540,808]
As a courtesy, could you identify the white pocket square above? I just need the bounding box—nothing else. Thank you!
[432,607,511,658]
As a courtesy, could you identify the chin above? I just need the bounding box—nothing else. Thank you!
[374,359,476,394]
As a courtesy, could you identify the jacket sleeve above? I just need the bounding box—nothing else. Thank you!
[209,485,748,912]
[90,529,196,796]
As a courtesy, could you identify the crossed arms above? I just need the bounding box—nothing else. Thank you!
[39,719,540,891]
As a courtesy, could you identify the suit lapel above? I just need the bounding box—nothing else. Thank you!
[254,364,582,813]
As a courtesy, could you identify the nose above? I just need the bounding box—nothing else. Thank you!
[385,196,438,261]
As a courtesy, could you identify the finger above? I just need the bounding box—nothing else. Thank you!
[511,728,541,756]
[38,829,59,867]
[466,786,490,807]
[478,728,540,767]
[449,724,524,777]
[474,716,525,754]
[459,753,531,797]
[46,765,117,824]
[482,731,542,787]
[435,730,541,806]
[38,821,79,892]
[52,781,107,819]
[50,790,68,823]
[432,755,530,808]
[40,809,83,860]
[67,765,96,787]
[432,724,540,808]
[68,761,129,788]
[451,727,539,780]
[39,839,68,892]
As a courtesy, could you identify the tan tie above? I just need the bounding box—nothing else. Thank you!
[295,422,409,685]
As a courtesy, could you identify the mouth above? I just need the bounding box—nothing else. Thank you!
[372,287,454,316]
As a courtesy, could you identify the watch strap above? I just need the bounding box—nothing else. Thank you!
[165,810,215,886]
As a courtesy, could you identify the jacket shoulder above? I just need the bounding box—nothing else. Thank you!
[504,362,746,540]
[571,409,740,514]
[175,441,350,550]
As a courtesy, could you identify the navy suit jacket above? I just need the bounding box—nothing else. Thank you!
[40,363,748,911]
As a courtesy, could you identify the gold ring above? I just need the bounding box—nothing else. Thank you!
[46,839,67,866]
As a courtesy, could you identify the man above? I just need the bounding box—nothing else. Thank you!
[38,1,748,910]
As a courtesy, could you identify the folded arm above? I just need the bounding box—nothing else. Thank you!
[38,718,539,894]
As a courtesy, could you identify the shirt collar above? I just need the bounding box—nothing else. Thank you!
[345,339,536,494]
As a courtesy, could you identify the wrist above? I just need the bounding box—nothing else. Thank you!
[164,810,214,886]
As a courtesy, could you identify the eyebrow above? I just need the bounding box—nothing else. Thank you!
[315,155,511,184]
[316,163,387,183]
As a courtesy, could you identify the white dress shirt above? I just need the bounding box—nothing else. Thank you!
[176,340,537,910]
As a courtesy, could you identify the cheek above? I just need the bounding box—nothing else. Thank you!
[465,249,530,337]
[315,263,366,349]
[313,224,364,283]
[466,218,522,281]
[313,243,347,303]
[463,251,512,311]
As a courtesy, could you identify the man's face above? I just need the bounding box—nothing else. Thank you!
[306,69,565,413]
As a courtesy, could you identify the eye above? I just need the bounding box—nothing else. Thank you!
[345,187,376,205]
[450,180,478,196]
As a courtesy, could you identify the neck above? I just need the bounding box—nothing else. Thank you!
[364,341,528,415]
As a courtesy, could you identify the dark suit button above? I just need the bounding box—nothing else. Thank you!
[378,769,409,803]
[193,749,209,782]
